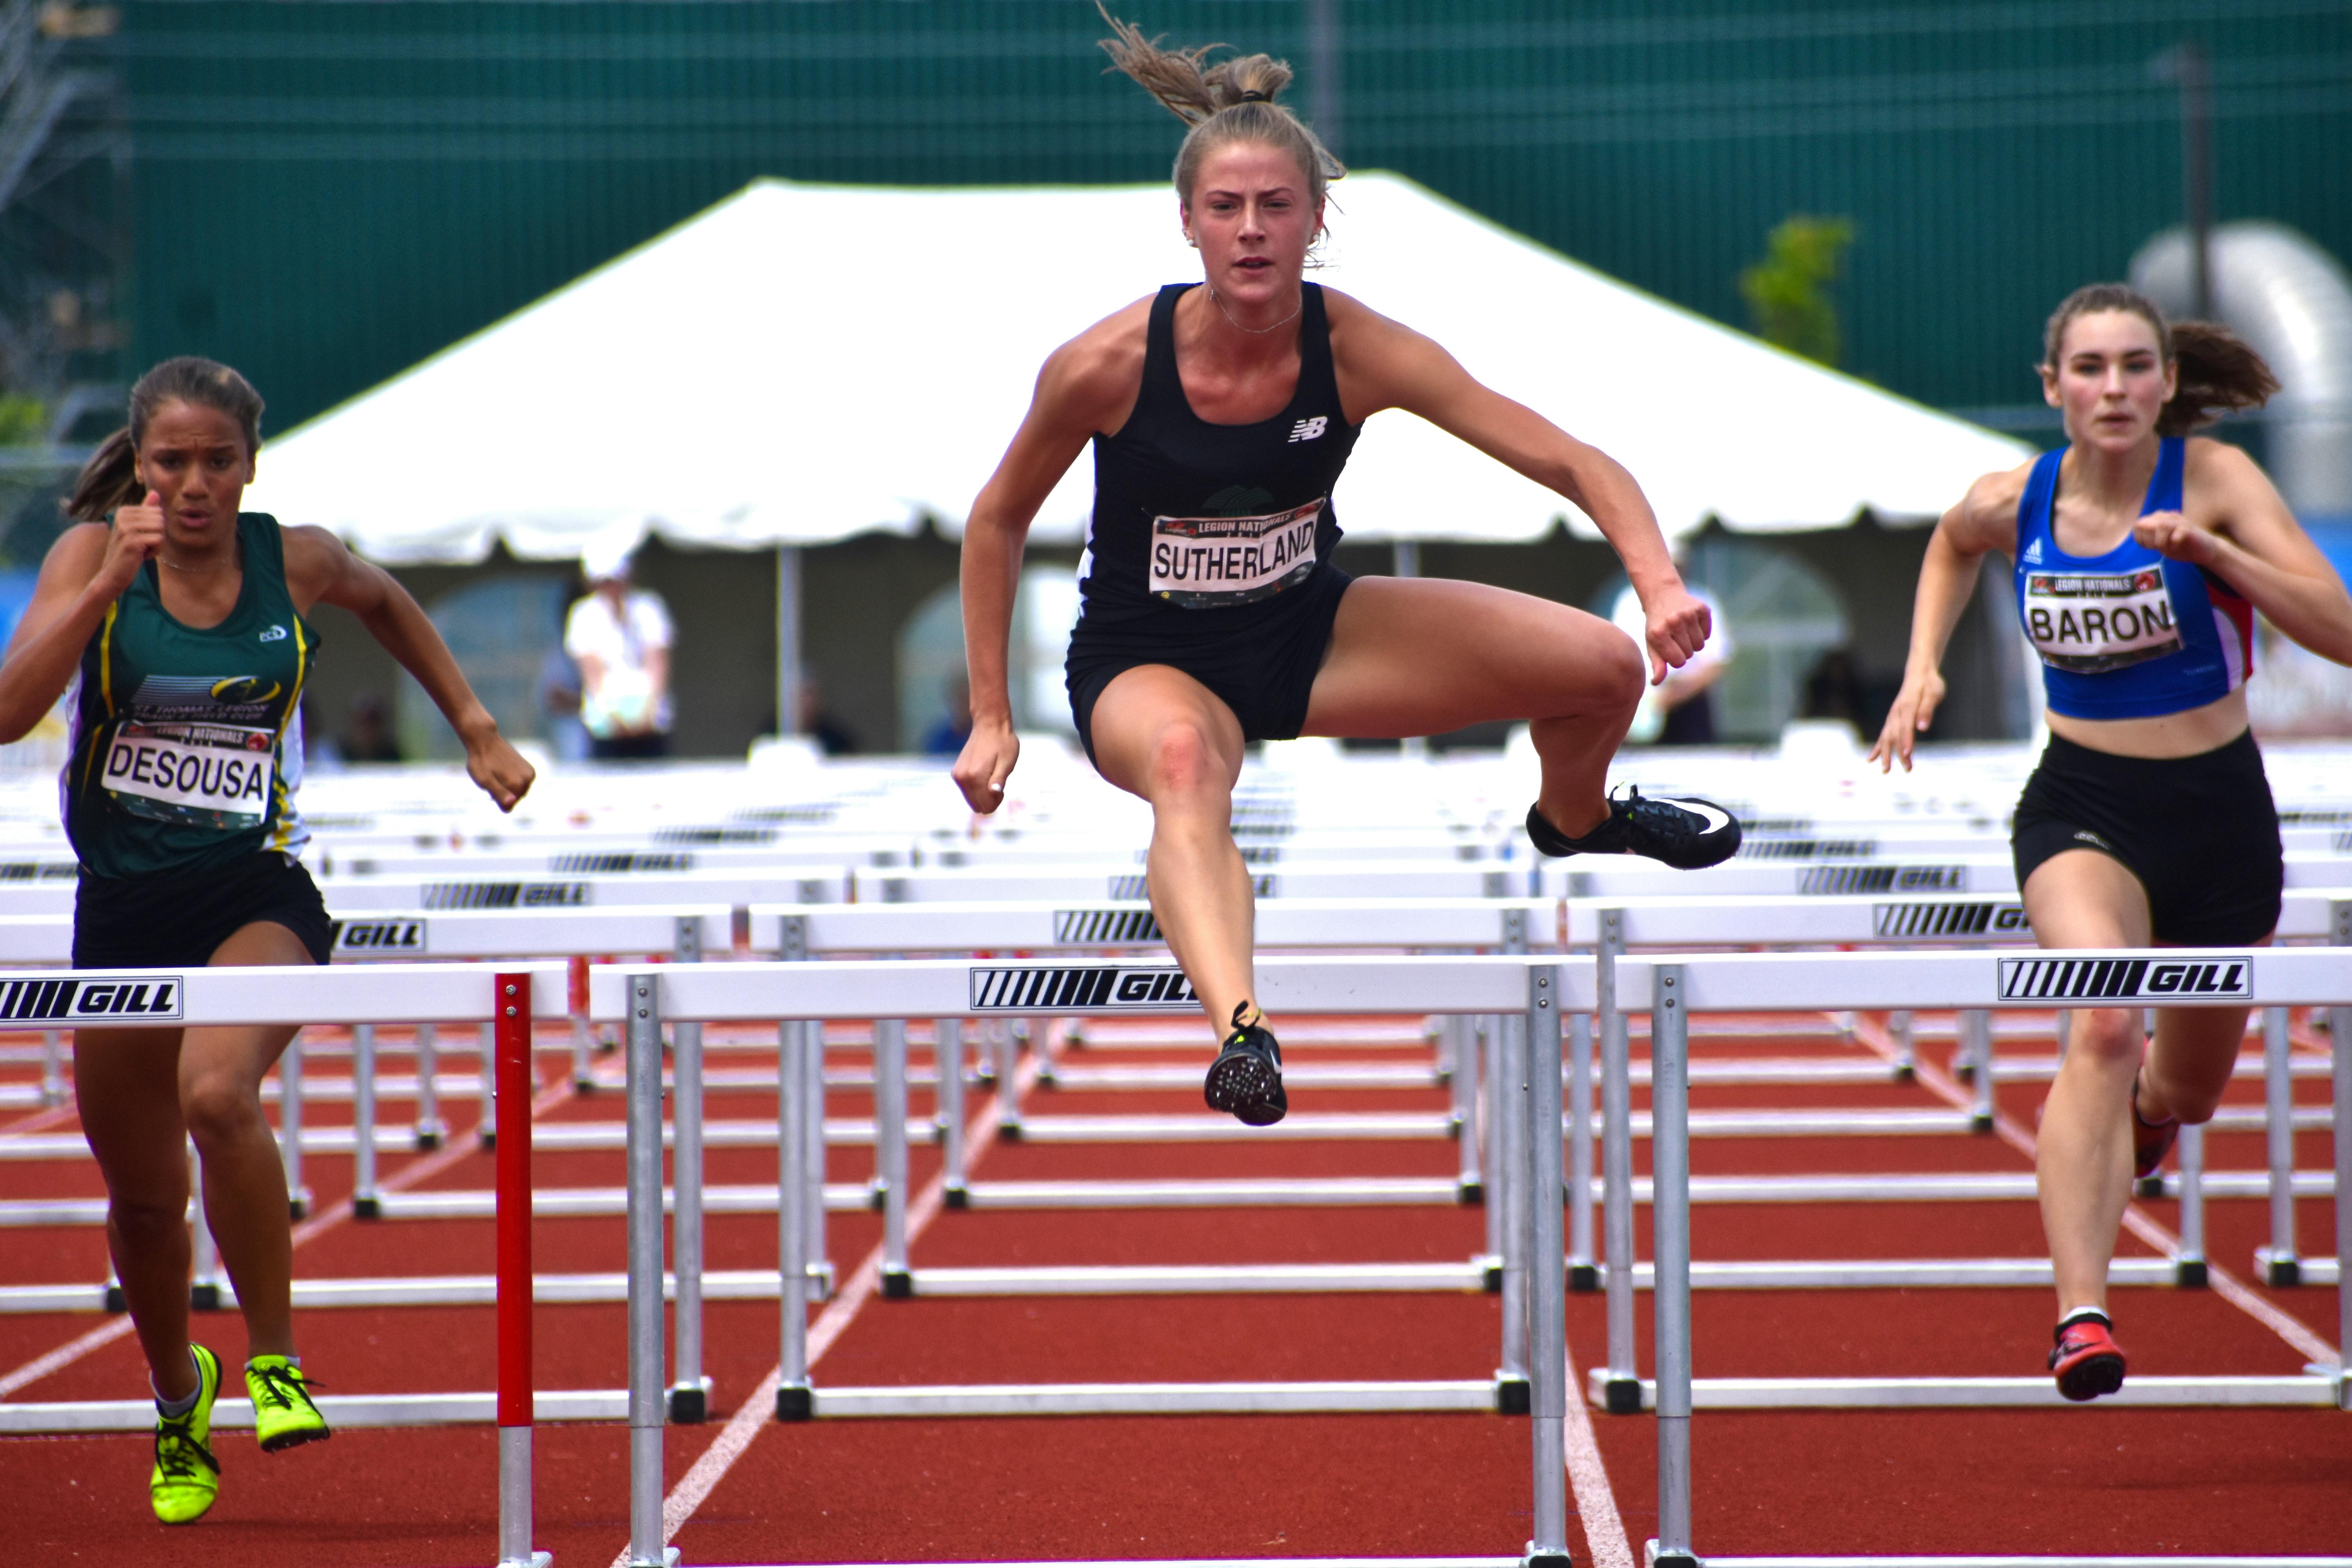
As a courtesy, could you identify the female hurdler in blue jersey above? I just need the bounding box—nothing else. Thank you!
[0,358,534,1523]
[1873,285,2352,1399]
[954,13,1742,1129]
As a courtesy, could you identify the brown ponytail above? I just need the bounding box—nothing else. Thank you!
[61,356,265,523]
[1096,6,1343,209]
[2040,282,2279,439]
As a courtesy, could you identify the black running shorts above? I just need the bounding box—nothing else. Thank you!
[73,851,334,970]
[2010,729,2282,946]
[1065,565,1354,768]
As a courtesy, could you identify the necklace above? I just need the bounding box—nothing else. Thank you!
[1204,281,1303,336]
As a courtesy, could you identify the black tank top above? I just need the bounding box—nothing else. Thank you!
[1078,281,1361,629]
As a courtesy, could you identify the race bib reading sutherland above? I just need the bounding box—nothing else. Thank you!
[1150,498,1322,609]
[2023,568,2183,674]
[103,722,274,830]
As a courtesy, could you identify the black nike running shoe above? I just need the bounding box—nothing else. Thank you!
[1203,1004,1287,1127]
[1525,788,1741,870]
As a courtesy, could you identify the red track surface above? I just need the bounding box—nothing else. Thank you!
[2,1010,2346,1565]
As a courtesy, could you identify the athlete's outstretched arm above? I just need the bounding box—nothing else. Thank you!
[0,517,146,743]
[285,526,535,810]
[1869,469,2024,773]
[1323,293,1703,684]
[953,309,1146,814]
[2136,439,2352,664]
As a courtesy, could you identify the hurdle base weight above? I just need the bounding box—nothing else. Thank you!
[2174,1256,2210,1287]
[667,1376,712,1425]
[2256,1246,2303,1287]
[353,1194,381,1219]
[2134,1173,2166,1198]
[775,1383,813,1421]
[190,1281,223,1311]
[1457,1177,1484,1205]
[287,1186,312,1221]
[944,1184,969,1210]
[882,1268,913,1299]
[1587,1367,1643,1415]
[103,1282,123,1313]
[1522,1547,1571,1568]
[1481,1256,1503,1292]
[1568,1262,1600,1292]
[1645,1541,1699,1568]
[1494,1374,1530,1415]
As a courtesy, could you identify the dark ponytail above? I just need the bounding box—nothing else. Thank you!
[2040,282,2279,439]
[62,356,265,523]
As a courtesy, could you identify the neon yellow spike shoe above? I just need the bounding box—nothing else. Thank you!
[151,1344,223,1524]
[244,1355,331,1452]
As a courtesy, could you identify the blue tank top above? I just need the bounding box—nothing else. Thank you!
[2013,436,2254,720]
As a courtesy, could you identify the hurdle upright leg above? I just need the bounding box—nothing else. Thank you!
[477,1020,498,1149]
[1597,909,1639,1412]
[1452,1014,1483,1201]
[877,1018,911,1296]
[1960,1008,1995,1131]
[670,915,709,1423]
[494,972,550,1568]
[189,1142,222,1309]
[777,1018,813,1419]
[1567,1010,1595,1290]
[278,1031,310,1219]
[1481,1016,1504,1282]
[1650,963,1697,1568]
[40,1028,62,1105]
[936,1018,967,1206]
[414,1023,445,1149]
[2259,1005,2301,1285]
[2331,1000,2351,1408]
[1524,966,1568,1566]
[2174,1121,2209,1286]
[352,1023,379,1217]
[1496,1009,1530,1411]
[622,972,676,1568]
[804,1027,830,1295]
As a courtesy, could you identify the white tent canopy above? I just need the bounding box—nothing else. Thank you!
[245,174,2026,565]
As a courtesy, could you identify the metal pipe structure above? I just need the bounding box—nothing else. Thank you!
[804,1028,829,1293]
[622,973,671,1568]
[2173,1121,2208,1287]
[40,1028,62,1105]
[1567,1010,1596,1288]
[351,1022,378,1216]
[877,1016,911,1296]
[777,1019,812,1419]
[1523,963,1568,1566]
[493,971,551,1568]
[2260,1005,2300,1285]
[669,915,708,1422]
[414,1023,445,1149]
[2334,999,2352,1409]
[937,1016,967,1205]
[1451,1013,1482,1200]
[1650,962,1697,1568]
[189,1142,220,1309]
[279,1032,310,1218]
[1496,1006,1529,1408]
[1961,1008,1995,1131]
[1481,1015,1503,1279]
[477,1020,498,1148]
[1597,908,1640,1410]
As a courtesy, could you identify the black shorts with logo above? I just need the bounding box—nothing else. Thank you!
[73,851,334,970]
[2010,729,2282,946]
[1065,564,1354,768]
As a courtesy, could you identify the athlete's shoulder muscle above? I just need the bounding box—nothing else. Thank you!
[1945,461,2032,557]
[1036,294,1154,439]
[2184,434,2327,573]
[1319,287,1470,422]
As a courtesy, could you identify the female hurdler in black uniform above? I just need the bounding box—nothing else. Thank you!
[954,17,1741,1125]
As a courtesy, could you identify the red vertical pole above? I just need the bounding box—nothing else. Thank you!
[495,972,534,1428]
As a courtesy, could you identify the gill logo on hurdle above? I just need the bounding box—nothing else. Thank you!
[0,975,183,1022]
[1996,955,2253,1001]
[969,965,1196,1010]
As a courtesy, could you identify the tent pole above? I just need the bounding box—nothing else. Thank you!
[1392,541,1426,758]
[776,544,803,737]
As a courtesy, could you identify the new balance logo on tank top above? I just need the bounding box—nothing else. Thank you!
[64,511,315,879]
[1080,282,1360,625]
[2013,437,2254,720]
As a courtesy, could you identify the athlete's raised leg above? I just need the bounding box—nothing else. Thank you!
[1301,575,1643,834]
[1088,665,1257,1033]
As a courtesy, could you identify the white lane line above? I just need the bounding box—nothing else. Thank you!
[1849,1013,2339,1366]
[633,1044,1036,1564]
[1563,1345,1634,1568]
[0,1077,575,1401]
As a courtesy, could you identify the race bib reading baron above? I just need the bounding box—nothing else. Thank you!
[103,721,274,830]
[1150,497,1322,608]
[2022,568,2183,675]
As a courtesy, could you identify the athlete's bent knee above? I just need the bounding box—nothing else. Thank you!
[109,1194,188,1248]
[180,1078,264,1155]
[1145,721,1229,800]
[2067,1007,2145,1067]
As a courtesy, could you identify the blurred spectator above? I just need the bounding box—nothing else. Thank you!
[1610,578,1733,745]
[922,675,974,757]
[537,583,592,763]
[339,693,402,764]
[566,536,673,760]
[797,677,856,757]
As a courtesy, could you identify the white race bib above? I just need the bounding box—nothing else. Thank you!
[1149,498,1322,609]
[2022,568,2183,674]
[103,722,275,830]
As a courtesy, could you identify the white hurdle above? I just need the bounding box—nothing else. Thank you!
[0,963,569,1568]
[1616,946,2352,1568]
[592,953,1587,1568]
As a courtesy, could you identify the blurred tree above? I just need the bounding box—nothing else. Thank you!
[1739,216,1855,369]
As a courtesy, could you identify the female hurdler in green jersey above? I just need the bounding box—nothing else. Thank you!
[0,358,535,1525]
